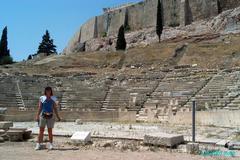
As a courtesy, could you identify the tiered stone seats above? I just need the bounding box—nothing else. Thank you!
[101,76,159,112]
[219,71,240,110]
[60,80,106,111]
[0,76,18,108]
[147,71,212,106]
[17,75,62,109]
[102,86,130,111]
[2,67,240,118]
[227,97,240,110]
[138,68,215,121]
[185,70,240,110]
[127,79,158,111]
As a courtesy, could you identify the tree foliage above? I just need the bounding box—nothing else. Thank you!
[0,26,10,58]
[0,26,13,65]
[27,54,33,60]
[116,25,126,51]
[0,55,13,65]
[156,0,163,42]
[37,30,57,56]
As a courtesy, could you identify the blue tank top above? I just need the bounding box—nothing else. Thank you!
[41,97,54,113]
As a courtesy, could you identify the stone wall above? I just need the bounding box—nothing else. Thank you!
[127,0,158,30]
[80,17,97,43]
[169,110,240,127]
[127,2,145,31]
[107,8,127,36]
[96,14,108,38]
[64,0,240,54]
[5,110,136,122]
[218,0,240,12]
[63,28,81,54]
[163,0,181,27]
[142,0,158,28]
[188,0,218,21]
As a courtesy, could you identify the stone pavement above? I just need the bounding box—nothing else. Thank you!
[13,122,238,145]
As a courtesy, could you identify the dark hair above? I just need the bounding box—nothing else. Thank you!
[44,86,53,96]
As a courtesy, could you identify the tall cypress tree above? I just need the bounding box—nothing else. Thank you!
[116,25,126,51]
[37,30,57,56]
[156,0,163,43]
[27,54,33,60]
[0,26,10,58]
[217,0,222,14]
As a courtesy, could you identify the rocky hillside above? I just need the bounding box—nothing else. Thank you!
[1,6,240,76]
[81,6,240,53]
[1,33,240,77]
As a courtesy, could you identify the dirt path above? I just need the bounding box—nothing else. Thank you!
[0,142,236,160]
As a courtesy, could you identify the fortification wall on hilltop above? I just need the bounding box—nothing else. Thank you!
[127,0,157,30]
[107,8,127,36]
[96,14,108,38]
[64,0,240,54]
[188,0,218,20]
[80,17,97,43]
[163,0,181,27]
[142,0,158,28]
[218,0,240,12]
[127,2,145,31]
[64,28,81,54]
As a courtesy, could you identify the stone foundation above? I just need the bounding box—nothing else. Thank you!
[144,133,184,147]
[5,110,136,123]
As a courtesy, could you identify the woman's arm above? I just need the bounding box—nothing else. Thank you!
[53,102,61,121]
[35,101,42,121]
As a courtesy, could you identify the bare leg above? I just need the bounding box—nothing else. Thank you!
[48,128,53,143]
[38,127,45,143]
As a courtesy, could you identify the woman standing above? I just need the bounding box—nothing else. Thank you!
[35,87,61,150]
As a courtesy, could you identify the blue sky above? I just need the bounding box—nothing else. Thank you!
[0,0,140,61]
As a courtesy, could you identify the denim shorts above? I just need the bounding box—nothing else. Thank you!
[39,116,55,128]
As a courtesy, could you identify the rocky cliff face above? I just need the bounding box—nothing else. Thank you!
[63,0,240,55]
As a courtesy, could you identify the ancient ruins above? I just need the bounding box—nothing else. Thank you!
[64,0,240,54]
[1,0,240,159]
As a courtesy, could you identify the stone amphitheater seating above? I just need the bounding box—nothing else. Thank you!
[184,70,240,110]
[101,78,159,112]
[102,86,130,111]
[138,68,216,121]
[60,80,106,111]
[1,68,240,123]
[17,76,62,109]
[0,76,18,108]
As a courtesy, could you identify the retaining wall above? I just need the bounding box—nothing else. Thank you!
[63,28,81,54]
[169,110,240,127]
[188,0,218,21]
[5,110,136,122]
[107,8,127,36]
[218,0,240,12]
[80,17,97,43]
[64,0,240,54]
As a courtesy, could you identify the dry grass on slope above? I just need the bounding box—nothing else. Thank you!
[179,34,240,69]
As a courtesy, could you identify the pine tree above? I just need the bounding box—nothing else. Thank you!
[156,0,163,43]
[37,30,57,56]
[116,25,126,50]
[0,26,10,58]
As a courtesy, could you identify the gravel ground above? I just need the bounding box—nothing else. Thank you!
[6,121,239,160]
[0,140,237,160]
[13,122,238,142]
